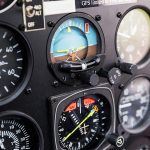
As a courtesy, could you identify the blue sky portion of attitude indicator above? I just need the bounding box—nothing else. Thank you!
[50,17,99,63]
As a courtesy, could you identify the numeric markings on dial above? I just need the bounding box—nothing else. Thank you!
[6,46,13,53]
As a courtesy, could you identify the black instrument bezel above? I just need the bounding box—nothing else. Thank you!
[0,110,44,150]
[0,22,33,106]
[118,74,150,134]
[47,12,105,85]
[115,5,150,69]
[0,0,17,14]
[49,84,116,150]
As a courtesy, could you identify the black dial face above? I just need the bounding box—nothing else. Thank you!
[0,112,43,150]
[119,77,150,133]
[0,0,16,13]
[58,95,111,150]
[0,25,31,103]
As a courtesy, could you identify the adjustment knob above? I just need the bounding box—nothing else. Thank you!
[118,62,137,75]
[100,68,122,85]
[108,68,122,85]
[60,54,105,72]
[79,73,100,86]
[106,133,125,148]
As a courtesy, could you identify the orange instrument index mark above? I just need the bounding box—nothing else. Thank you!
[93,105,99,112]
[65,102,77,112]
[84,98,95,106]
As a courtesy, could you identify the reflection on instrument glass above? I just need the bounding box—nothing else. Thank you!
[126,137,150,150]
[0,0,16,13]
[0,112,43,150]
[50,17,99,64]
[117,9,150,66]
[58,95,111,150]
[119,77,150,133]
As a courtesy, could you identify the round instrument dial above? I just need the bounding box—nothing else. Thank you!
[116,9,150,66]
[0,111,44,150]
[0,0,17,13]
[0,24,32,105]
[58,95,111,150]
[47,13,104,85]
[49,17,100,64]
[118,77,150,133]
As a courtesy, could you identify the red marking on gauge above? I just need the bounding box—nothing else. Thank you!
[85,23,89,33]
[65,102,77,112]
[84,98,95,106]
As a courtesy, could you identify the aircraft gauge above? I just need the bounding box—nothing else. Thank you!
[118,77,150,134]
[0,111,44,150]
[116,9,150,68]
[47,13,105,85]
[57,95,111,150]
[0,23,33,105]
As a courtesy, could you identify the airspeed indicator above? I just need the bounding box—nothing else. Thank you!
[0,24,32,105]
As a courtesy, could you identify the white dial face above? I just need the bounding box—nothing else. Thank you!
[119,77,150,133]
[117,9,150,65]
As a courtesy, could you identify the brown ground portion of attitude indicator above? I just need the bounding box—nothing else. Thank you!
[51,45,97,64]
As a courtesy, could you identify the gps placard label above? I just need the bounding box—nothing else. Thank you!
[76,0,137,8]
